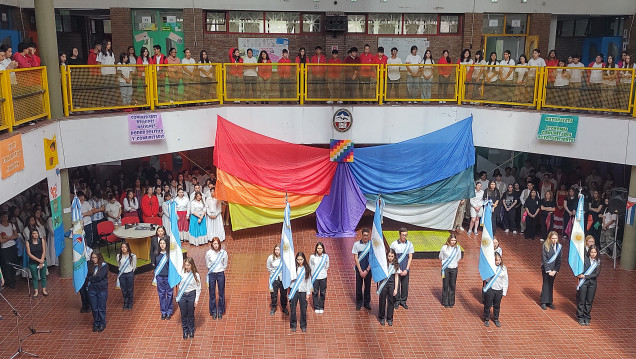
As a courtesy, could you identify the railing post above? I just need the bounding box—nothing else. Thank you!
[4,70,14,132]
[148,65,155,110]
[457,64,463,105]
[536,67,544,111]
[60,65,69,117]
[217,64,223,105]
[378,65,383,105]
[41,67,52,119]
[299,63,304,105]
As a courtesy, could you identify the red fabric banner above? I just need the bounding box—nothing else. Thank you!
[214,115,337,195]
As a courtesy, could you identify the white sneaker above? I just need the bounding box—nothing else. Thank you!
[408,101,412,104]
[319,310,324,314]
[315,309,319,313]
[513,231,517,234]
[337,100,343,104]
[474,230,479,235]
[326,101,333,104]
[504,229,509,233]
[540,238,545,242]
[459,227,465,232]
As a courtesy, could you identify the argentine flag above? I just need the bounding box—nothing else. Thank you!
[568,193,586,276]
[71,195,87,293]
[369,198,388,283]
[478,200,496,280]
[168,200,184,288]
[280,202,297,289]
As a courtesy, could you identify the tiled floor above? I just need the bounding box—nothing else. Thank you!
[1,213,635,358]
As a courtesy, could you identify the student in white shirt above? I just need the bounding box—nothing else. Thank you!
[174,189,190,242]
[439,234,462,308]
[97,40,117,107]
[116,242,137,310]
[267,244,289,316]
[117,53,134,105]
[386,47,402,101]
[420,49,435,100]
[177,257,201,339]
[198,50,214,100]
[498,50,516,102]
[289,252,312,333]
[459,49,474,101]
[205,237,228,319]
[599,197,617,255]
[79,191,96,247]
[161,193,172,235]
[587,53,605,108]
[484,52,499,101]
[390,228,414,309]
[242,48,258,101]
[205,187,225,242]
[552,59,571,107]
[601,55,618,110]
[181,48,197,101]
[309,242,329,314]
[567,54,585,107]
[514,54,531,103]
[483,252,508,327]
[468,182,485,234]
[122,190,139,221]
[404,45,422,100]
[470,51,486,102]
[527,48,546,83]
[104,193,122,224]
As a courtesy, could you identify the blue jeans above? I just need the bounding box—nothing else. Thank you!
[208,271,226,315]
[156,275,173,315]
[88,290,108,327]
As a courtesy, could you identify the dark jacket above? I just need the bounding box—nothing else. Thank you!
[542,243,562,272]
[87,262,108,292]
[150,235,170,262]
[582,256,601,284]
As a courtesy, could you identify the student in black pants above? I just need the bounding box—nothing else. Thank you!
[378,249,399,326]
[483,252,509,327]
[0,210,20,288]
[524,190,540,239]
[266,244,288,315]
[351,228,372,310]
[483,181,501,235]
[177,257,201,339]
[87,251,109,332]
[439,234,462,308]
[116,242,137,310]
[289,252,312,333]
[576,245,601,326]
[540,231,562,310]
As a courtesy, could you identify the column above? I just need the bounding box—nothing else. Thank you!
[34,0,63,118]
[620,166,636,270]
[58,168,73,278]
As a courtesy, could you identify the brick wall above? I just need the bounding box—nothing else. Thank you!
[463,13,483,53]
[183,8,205,56]
[110,8,132,56]
[528,13,551,54]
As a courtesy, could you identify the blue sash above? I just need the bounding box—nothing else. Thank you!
[175,272,194,302]
[397,241,412,264]
[358,241,371,262]
[311,254,328,285]
[207,250,226,287]
[115,255,131,289]
[268,259,282,292]
[152,253,167,286]
[577,260,598,290]
[483,265,503,293]
[287,267,306,300]
[441,246,458,278]
[546,243,562,264]
[376,265,396,295]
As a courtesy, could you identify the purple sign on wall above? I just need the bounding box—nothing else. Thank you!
[128,113,165,142]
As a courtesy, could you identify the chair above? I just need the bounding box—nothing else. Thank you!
[145,217,163,226]
[97,221,120,257]
[121,216,140,226]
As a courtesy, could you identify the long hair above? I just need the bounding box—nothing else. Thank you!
[494,251,503,266]
[257,50,270,63]
[295,252,311,280]
[487,52,498,65]
[314,241,326,255]
[89,251,105,273]
[461,49,471,62]
[140,47,150,62]
[272,243,280,258]
[101,40,112,57]
[200,50,210,63]
[446,233,457,246]
[156,237,169,259]
[474,50,483,62]
[118,241,134,268]
[388,248,399,270]
[127,45,137,58]
[544,231,560,251]
[442,49,451,64]
[183,257,200,285]
[119,52,128,65]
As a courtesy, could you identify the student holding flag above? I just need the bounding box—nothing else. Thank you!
[177,257,201,338]
[116,241,136,310]
[289,252,312,333]
[483,252,508,327]
[540,231,562,310]
[439,233,462,308]
[391,228,414,309]
[152,238,174,320]
[205,237,228,319]
[309,242,329,314]
[377,249,399,326]
[87,251,108,332]
[576,245,600,326]
[352,228,372,310]
[267,243,288,316]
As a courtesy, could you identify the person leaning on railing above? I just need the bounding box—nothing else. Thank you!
[257,50,272,104]
[498,50,515,103]
[470,51,485,103]
[601,55,618,110]
[618,54,635,110]
[198,50,214,101]
[326,49,342,104]
[514,54,530,104]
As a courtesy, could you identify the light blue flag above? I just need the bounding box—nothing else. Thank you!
[71,195,87,293]
[280,202,297,289]
[369,198,388,283]
[568,193,586,276]
[168,200,183,288]
[478,200,496,281]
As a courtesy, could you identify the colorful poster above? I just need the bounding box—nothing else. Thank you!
[47,168,65,256]
[43,136,58,170]
[0,134,24,179]
[128,113,165,142]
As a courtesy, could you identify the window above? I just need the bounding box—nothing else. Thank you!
[482,13,504,34]
[574,19,589,37]
[505,14,527,34]
[367,13,402,35]
[347,14,366,33]
[302,13,322,33]
[266,12,300,33]
[206,11,226,32]
[229,11,264,33]
[403,14,437,35]
[440,15,459,34]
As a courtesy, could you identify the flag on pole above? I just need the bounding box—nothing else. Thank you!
[168,200,184,288]
[280,201,297,289]
[369,198,388,283]
[626,196,636,226]
[568,193,586,276]
[478,200,496,281]
[71,195,88,293]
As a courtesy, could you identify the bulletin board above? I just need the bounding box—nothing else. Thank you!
[378,37,430,59]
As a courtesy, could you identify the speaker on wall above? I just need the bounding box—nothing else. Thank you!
[325,15,347,32]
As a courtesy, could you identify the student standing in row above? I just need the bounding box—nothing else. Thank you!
[310,46,327,99]
[267,244,288,315]
[386,47,402,100]
[243,49,258,101]
[392,228,414,309]
[206,237,227,320]
[498,50,515,102]
[421,50,435,101]
[377,249,399,326]
[326,49,342,103]
[343,47,360,102]
[483,252,508,327]
[278,49,293,101]
[540,231,561,310]
[87,251,108,332]
[405,46,421,100]
[181,48,197,101]
[176,257,201,339]
[257,50,272,104]
[116,242,136,311]
[352,228,372,310]
[25,228,48,297]
[198,50,214,100]
[439,234,461,308]
[152,237,173,320]
[576,245,600,326]
[309,242,329,314]
[289,252,312,333]
[438,49,452,102]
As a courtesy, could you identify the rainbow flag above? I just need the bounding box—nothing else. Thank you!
[330,139,354,162]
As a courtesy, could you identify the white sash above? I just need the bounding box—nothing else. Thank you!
[376,265,396,295]
[207,250,226,287]
[175,272,194,302]
[398,241,412,264]
[483,265,503,293]
[268,259,282,292]
[311,254,328,285]
[358,241,371,262]
[287,267,306,300]
[152,253,167,286]
[115,255,131,289]
[577,260,598,290]
[441,246,458,278]
[546,243,562,264]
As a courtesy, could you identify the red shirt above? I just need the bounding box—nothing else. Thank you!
[13,52,31,68]
[258,59,272,80]
[310,54,327,77]
[373,54,388,65]
[87,51,99,75]
[546,58,559,81]
[327,58,342,79]
[141,194,159,218]
[278,56,292,78]
[438,56,452,77]
[28,54,41,67]
[150,54,167,65]
[344,55,361,79]
[359,52,375,77]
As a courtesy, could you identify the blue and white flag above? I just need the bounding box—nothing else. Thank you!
[280,202,297,289]
[168,200,183,288]
[71,195,87,293]
[478,200,496,281]
[369,198,388,283]
[569,193,586,276]
[626,197,636,226]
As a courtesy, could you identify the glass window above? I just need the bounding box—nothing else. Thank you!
[302,13,322,33]
[266,12,300,33]
[558,20,574,37]
[574,19,589,37]
[440,15,459,34]
[133,10,157,31]
[229,11,264,33]
[206,11,227,32]
[347,14,366,33]
[482,13,504,34]
[367,13,402,35]
[404,14,437,35]
[505,14,527,34]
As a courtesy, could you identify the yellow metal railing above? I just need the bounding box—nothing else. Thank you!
[153,63,222,106]
[221,62,300,103]
[384,64,459,103]
[0,67,51,132]
[462,64,543,108]
[305,63,381,103]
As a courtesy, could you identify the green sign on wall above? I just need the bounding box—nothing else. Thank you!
[537,114,579,143]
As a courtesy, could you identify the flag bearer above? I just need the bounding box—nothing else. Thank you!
[289,252,312,333]
[391,228,414,309]
[483,252,508,327]
[576,245,600,326]
[267,243,288,316]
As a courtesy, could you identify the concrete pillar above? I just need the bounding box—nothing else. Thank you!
[58,168,73,278]
[548,16,558,52]
[620,166,636,270]
[34,0,64,119]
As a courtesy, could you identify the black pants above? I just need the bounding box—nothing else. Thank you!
[503,209,517,231]
[359,76,371,99]
[119,271,134,308]
[540,268,557,305]
[80,279,91,309]
[442,267,458,307]
[84,224,94,248]
[524,215,537,239]
[0,244,18,287]
[289,291,307,330]
[540,212,554,239]
[378,278,395,321]
[395,271,410,305]
[178,290,196,334]
[270,279,288,310]
[576,280,597,321]
[355,268,371,307]
[312,278,327,310]
[483,288,503,321]
[491,209,498,235]
[244,76,257,99]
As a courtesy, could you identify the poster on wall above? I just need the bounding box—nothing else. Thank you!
[0,134,24,179]
[378,37,430,60]
[128,113,166,142]
[43,136,58,170]
[536,114,578,143]
[238,38,289,63]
